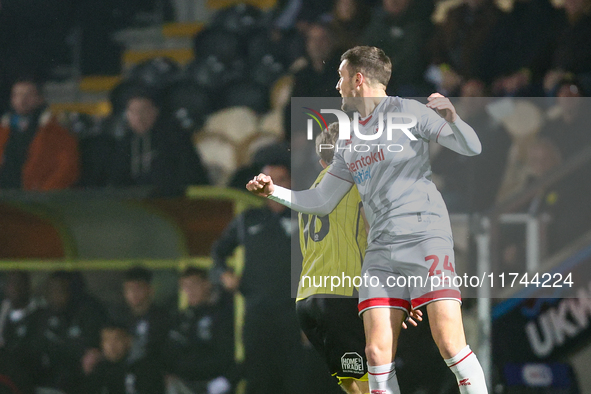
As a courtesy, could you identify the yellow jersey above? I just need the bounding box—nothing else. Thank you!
[296,168,367,300]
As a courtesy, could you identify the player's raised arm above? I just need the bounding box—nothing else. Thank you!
[425,93,482,156]
[246,171,353,216]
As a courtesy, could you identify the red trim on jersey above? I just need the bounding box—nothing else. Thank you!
[448,352,474,368]
[359,115,373,126]
[327,171,354,184]
[358,298,411,313]
[411,289,461,309]
[368,369,395,376]
[435,123,447,143]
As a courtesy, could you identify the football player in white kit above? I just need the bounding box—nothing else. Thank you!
[247,46,488,394]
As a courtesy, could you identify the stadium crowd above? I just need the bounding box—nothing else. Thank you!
[0,267,236,394]
[0,0,591,392]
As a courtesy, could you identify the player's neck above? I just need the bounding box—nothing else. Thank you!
[357,94,387,118]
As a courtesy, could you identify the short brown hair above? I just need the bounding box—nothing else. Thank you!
[315,122,340,164]
[340,46,392,88]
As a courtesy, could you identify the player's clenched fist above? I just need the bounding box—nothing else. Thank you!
[246,173,275,197]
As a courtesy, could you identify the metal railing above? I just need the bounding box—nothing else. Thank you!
[473,144,591,388]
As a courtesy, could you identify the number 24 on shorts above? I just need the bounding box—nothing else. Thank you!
[426,255,454,276]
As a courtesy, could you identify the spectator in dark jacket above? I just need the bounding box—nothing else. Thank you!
[292,23,342,98]
[544,0,591,94]
[32,271,106,393]
[88,89,209,195]
[361,0,434,95]
[164,267,235,394]
[0,271,39,392]
[111,267,170,370]
[86,324,165,394]
[487,0,560,96]
[429,0,502,93]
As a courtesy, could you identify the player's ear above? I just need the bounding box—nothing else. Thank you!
[355,72,364,88]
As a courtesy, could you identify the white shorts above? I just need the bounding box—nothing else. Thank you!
[358,231,462,315]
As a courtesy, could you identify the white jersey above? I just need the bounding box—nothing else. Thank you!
[328,96,453,243]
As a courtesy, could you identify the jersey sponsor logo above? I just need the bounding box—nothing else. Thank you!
[459,378,471,386]
[348,149,385,172]
[348,149,385,185]
[341,352,365,374]
[353,166,372,184]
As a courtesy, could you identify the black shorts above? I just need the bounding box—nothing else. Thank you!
[296,296,368,382]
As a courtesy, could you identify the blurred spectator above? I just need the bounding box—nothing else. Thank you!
[487,0,560,96]
[501,137,591,268]
[544,0,591,95]
[495,100,544,203]
[273,0,334,31]
[113,267,169,369]
[0,78,79,190]
[0,271,39,380]
[292,23,341,98]
[330,0,371,51]
[163,267,235,394]
[428,0,502,94]
[86,324,165,394]
[228,141,291,190]
[33,271,105,393]
[540,77,591,156]
[212,160,309,394]
[431,80,511,212]
[87,89,209,194]
[361,0,434,95]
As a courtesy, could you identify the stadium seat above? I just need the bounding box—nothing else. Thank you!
[193,28,245,64]
[202,106,258,145]
[247,29,306,69]
[240,131,281,165]
[249,53,286,88]
[209,3,266,36]
[163,80,213,132]
[258,109,285,138]
[269,74,294,110]
[185,55,246,93]
[223,81,269,113]
[125,57,182,90]
[194,132,238,186]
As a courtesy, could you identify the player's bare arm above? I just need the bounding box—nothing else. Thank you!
[246,171,353,216]
[427,93,482,156]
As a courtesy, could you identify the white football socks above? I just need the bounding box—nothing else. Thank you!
[444,345,488,394]
[367,362,400,394]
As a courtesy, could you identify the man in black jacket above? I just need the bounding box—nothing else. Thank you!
[87,89,209,195]
[164,267,235,394]
[211,159,309,394]
[32,271,106,393]
[113,267,170,369]
[86,323,164,394]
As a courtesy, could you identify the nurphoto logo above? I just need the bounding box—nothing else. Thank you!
[303,107,418,153]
